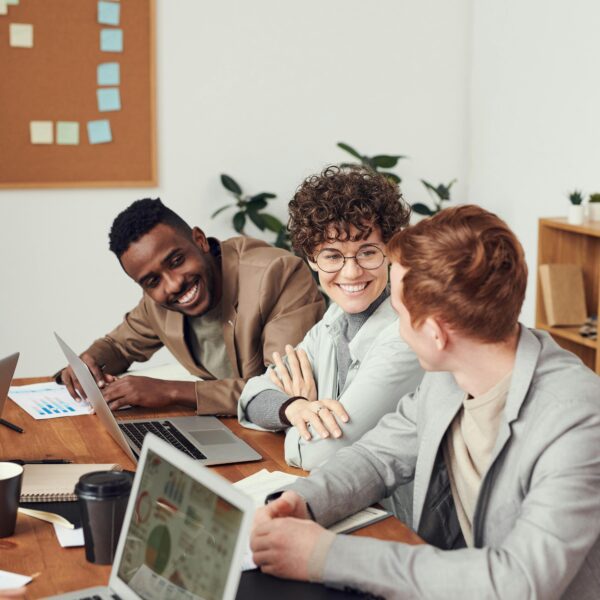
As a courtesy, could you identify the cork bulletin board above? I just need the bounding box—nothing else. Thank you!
[0,0,156,188]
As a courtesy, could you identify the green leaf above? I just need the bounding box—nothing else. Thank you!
[371,155,405,168]
[247,207,266,231]
[246,197,268,210]
[210,204,234,218]
[337,142,362,160]
[274,228,291,251]
[382,172,401,184]
[260,213,284,233]
[411,202,433,216]
[250,192,277,202]
[221,174,243,195]
[421,179,440,197]
[233,211,246,234]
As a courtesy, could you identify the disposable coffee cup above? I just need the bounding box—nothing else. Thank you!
[0,462,24,538]
[76,470,133,565]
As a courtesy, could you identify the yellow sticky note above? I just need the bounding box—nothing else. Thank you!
[10,23,33,48]
[30,121,53,144]
[0,2,8,16]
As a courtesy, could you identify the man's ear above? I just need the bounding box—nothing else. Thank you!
[191,227,210,252]
[424,317,448,351]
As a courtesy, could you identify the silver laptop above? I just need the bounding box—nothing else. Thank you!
[45,433,254,600]
[0,352,19,417]
[55,333,261,465]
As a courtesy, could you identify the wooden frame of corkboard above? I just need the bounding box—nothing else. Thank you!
[0,0,157,188]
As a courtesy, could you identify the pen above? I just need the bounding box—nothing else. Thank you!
[6,459,72,465]
[0,417,24,434]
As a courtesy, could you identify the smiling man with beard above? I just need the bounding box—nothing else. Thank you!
[56,198,325,414]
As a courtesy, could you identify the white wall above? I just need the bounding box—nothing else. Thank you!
[0,0,471,376]
[468,0,600,324]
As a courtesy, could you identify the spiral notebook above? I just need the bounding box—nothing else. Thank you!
[20,463,122,502]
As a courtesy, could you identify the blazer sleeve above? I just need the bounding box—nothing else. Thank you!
[54,298,164,382]
[284,324,423,470]
[258,255,325,363]
[301,397,600,600]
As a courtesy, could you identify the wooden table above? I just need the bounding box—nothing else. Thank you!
[0,378,422,598]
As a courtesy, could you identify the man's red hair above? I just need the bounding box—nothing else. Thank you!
[388,205,528,343]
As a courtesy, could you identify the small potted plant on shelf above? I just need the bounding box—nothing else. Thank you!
[567,190,584,225]
[588,193,600,222]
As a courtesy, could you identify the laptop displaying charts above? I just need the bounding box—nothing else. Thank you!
[55,333,261,466]
[46,433,254,600]
[0,352,19,417]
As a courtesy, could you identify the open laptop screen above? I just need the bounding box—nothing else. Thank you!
[116,448,244,600]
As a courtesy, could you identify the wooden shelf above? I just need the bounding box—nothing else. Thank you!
[536,218,600,374]
[536,323,597,349]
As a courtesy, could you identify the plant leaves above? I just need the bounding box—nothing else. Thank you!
[337,142,362,160]
[260,213,284,233]
[250,192,277,202]
[247,207,266,231]
[210,204,234,218]
[221,174,243,195]
[371,155,405,168]
[246,197,268,210]
[233,211,246,234]
[411,202,433,216]
[274,228,291,251]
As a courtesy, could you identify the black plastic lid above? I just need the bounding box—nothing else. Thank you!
[75,470,133,499]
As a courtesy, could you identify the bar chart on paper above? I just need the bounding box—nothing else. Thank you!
[8,382,93,420]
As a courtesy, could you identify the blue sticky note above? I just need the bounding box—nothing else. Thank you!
[98,1,120,26]
[97,88,121,112]
[97,62,120,86]
[87,119,112,144]
[100,28,123,52]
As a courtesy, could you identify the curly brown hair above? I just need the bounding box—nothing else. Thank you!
[288,165,411,259]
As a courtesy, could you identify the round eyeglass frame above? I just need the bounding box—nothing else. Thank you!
[314,244,387,273]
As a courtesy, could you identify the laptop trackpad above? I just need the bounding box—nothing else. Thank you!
[189,430,234,445]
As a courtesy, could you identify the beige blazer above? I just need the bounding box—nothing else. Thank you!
[74,237,325,415]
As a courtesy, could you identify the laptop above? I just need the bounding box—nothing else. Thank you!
[55,333,261,465]
[0,352,19,418]
[46,432,254,600]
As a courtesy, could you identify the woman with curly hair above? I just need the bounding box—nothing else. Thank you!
[238,165,423,472]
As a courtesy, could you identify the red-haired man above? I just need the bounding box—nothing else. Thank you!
[250,205,600,599]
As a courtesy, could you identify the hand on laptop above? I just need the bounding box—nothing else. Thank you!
[251,490,324,581]
[101,376,196,411]
[60,353,112,401]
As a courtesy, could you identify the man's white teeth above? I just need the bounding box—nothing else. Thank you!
[339,283,367,293]
[177,283,198,304]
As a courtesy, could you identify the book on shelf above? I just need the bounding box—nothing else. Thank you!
[539,264,587,327]
[20,463,122,502]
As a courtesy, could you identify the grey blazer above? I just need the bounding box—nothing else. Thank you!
[289,326,600,599]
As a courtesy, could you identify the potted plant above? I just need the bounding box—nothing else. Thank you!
[567,190,584,225]
[212,174,291,250]
[337,142,405,183]
[588,193,600,222]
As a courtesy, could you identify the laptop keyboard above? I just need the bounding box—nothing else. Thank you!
[119,421,207,460]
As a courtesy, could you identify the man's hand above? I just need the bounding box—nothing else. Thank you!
[60,353,114,401]
[252,490,311,530]
[269,345,317,402]
[285,398,349,441]
[251,517,326,581]
[101,377,196,411]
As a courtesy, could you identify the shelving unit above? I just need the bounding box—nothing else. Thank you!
[536,218,600,374]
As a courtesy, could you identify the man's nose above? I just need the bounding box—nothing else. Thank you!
[163,272,184,295]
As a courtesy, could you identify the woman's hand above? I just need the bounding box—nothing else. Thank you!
[284,398,349,441]
[269,345,317,402]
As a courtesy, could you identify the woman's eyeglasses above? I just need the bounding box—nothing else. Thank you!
[314,244,386,273]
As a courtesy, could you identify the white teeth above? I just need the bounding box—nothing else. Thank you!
[177,283,198,304]
[339,283,367,293]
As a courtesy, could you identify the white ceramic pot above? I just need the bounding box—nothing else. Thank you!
[568,204,584,225]
[587,203,600,222]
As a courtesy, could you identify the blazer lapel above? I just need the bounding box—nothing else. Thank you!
[219,239,241,377]
[413,382,464,530]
